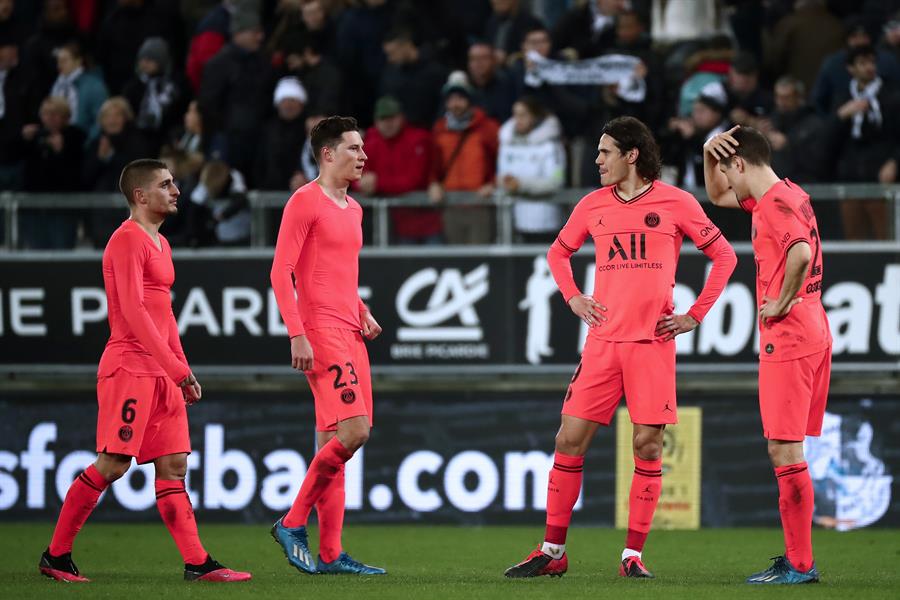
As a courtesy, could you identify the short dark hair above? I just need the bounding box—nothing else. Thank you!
[310,116,359,164]
[514,95,548,122]
[119,158,169,205]
[728,127,771,167]
[600,116,661,181]
[847,44,876,65]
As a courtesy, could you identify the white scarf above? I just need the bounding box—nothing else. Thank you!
[137,73,176,130]
[850,76,882,139]
[50,67,83,120]
[525,51,640,88]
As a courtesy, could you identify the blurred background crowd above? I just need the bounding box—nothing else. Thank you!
[0,0,898,249]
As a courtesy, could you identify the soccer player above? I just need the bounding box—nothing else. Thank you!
[270,116,385,575]
[704,126,830,584]
[38,159,251,583]
[505,116,737,579]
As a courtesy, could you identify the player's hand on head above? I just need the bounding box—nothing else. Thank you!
[568,294,607,328]
[704,125,740,161]
[290,334,315,371]
[361,311,382,340]
[655,313,699,341]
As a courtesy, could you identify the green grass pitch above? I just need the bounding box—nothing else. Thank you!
[1,524,897,599]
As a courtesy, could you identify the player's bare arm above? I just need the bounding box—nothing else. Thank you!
[759,241,811,327]
[703,126,742,209]
[567,294,608,328]
[290,335,315,371]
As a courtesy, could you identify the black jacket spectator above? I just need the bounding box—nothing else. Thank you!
[467,41,517,123]
[483,0,544,63]
[96,0,172,94]
[552,0,621,58]
[20,0,80,108]
[379,29,448,129]
[198,11,273,187]
[121,37,187,155]
[254,77,308,190]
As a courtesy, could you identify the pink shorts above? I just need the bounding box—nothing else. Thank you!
[759,348,831,441]
[305,328,373,432]
[562,337,677,426]
[96,370,190,464]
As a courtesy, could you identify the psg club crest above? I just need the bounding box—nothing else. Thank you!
[341,389,356,404]
[118,425,133,442]
[644,212,660,227]
[804,409,893,530]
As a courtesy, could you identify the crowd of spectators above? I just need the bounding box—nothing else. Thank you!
[1,0,898,248]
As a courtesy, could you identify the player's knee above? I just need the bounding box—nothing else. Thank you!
[340,428,369,452]
[633,436,662,461]
[95,454,131,481]
[155,455,188,480]
[555,431,587,456]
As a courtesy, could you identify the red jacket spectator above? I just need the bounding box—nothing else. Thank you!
[358,96,439,242]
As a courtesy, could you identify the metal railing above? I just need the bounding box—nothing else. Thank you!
[2,183,899,249]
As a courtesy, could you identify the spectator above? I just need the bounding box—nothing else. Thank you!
[811,15,900,114]
[725,52,773,127]
[185,0,233,94]
[552,0,625,59]
[0,0,29,48]
[661,81,730,188]
[21,0,79,107]
[650,0,726,43]
[510,25,590,139]
[49,41,108,141]
[606,10,664,130]
[268,0,337,67]
[827,45,900,239]
[358,96,440,245]
[121,37,187,154]
[198,6,273,187]
[497,96,565,243]
[289,34,344,116]
[0,28,27,189]
[255,76,308,190]
[290,111,326,190]
[467,40,517,123]
[166,100,209,162]
[676,35,733,117]
[430,71,500,244]
[483,0,544,65]
[880,14,900,65]
[83,96,153,245]
[189,159,251,246]
[96,0,173,94]
[379,27,447,129]
[18,96,85,249]
[765,0,845,96]
[758,76,827,184]
[335,0,391,128]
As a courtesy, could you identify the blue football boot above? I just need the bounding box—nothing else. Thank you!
[316,552,386,575]
[746,555,819,584]
[270,517,317,574]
